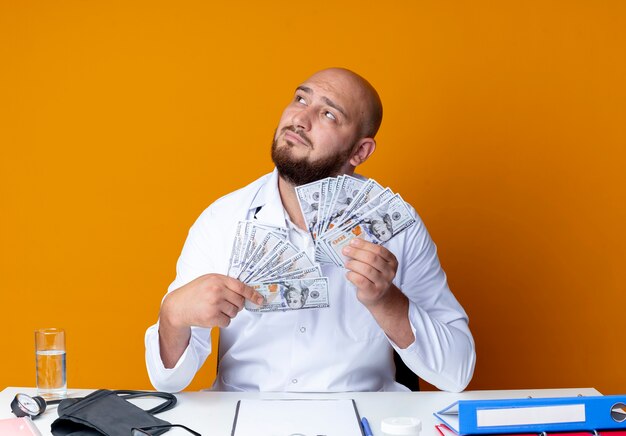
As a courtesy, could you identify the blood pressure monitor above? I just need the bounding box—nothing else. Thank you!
[11,393,61,418]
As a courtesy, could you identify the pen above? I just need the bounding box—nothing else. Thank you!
[361,416,374,436]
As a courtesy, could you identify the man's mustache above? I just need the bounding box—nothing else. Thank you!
[281,125,313,147]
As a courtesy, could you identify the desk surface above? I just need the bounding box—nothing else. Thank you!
[0,387,601,436]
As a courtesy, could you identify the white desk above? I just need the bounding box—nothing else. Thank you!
[0,387,601,436]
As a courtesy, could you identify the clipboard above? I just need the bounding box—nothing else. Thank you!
[231,398,365,436]
[434,395,626,435]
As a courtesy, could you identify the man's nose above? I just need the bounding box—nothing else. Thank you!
[292,107,312,131]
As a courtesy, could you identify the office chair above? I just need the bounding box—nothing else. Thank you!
[394,351,420,391]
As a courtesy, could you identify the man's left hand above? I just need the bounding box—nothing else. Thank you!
[342,237,399,307]
[342,237,415,348]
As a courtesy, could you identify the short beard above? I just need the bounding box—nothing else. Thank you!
[271,128,355,186]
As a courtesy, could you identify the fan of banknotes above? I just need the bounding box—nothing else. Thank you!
[227,175,414,313]
[227,220,329,312]
[296,175,416,267]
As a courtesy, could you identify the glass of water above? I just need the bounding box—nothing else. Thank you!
[35,328,67,400]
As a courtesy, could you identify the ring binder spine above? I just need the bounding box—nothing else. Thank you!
[434,423,626,436]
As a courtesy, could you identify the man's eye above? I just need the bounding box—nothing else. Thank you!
[296,96,306,104]
[324,111,336,121]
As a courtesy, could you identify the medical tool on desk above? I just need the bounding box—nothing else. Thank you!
[11,392,62,419]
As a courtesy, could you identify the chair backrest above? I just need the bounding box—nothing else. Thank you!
[394,351,420,391]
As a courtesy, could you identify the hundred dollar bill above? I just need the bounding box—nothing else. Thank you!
[245,240,299,283]
[279,265,322,280]
[314,246,334,264]
[314,178,331,240]
[238,231,285,282]
[227,221,249,277]
[254,223,288,239]
[343,187,394,224]
[326,194,416,266]
[322,175,365,234]
[295,179,323,240]
[318,176,339,237]
[262,251,315,281]
[336,178,384,227]
[229,221,287,278]
[321,187,395,247]
[315,254,333,264]
[240,224,287,267]
[233,221,255,276]
[240,224,264,264]
[245,278,330,312]
[314,180,387,263]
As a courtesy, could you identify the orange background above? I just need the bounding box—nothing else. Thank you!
[1,1,624,394]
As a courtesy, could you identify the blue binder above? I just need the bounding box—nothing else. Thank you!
[434,395,626,435]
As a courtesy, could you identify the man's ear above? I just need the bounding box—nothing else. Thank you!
[349,138,376,167]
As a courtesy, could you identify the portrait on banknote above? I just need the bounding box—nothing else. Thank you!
[282,282,309,309]
[360,213,394,242]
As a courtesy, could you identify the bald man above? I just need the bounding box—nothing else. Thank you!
[145,68,476,393]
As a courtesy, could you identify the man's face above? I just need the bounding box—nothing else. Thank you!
[272,70,369,186]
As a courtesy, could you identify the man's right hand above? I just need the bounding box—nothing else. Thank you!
[157,273,264,368]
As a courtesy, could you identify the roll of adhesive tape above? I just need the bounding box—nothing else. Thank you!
[381,417,422,435]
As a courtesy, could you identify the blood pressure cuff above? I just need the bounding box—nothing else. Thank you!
[51,389,176,436]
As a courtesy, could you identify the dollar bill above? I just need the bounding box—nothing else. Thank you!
[234,221,255,276]
[245,278,330,312]
[326,193,416,266]
[336,178,384,227]
[323,175,365,233]
[245,240,299,282]
[228,221,250,277]
[314,246,335,264]
[342,187,394,224]
[228,220,290,278]
[321,187,394,246]
[254,223,288,239]
[241,224,287,265]
[262,251,315,281]
[240,224,265,265]
[295,179,323,240]
[318,176,339,237]
[238,231,286,282]
[314,178,331,240]
[279,265,323,280]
